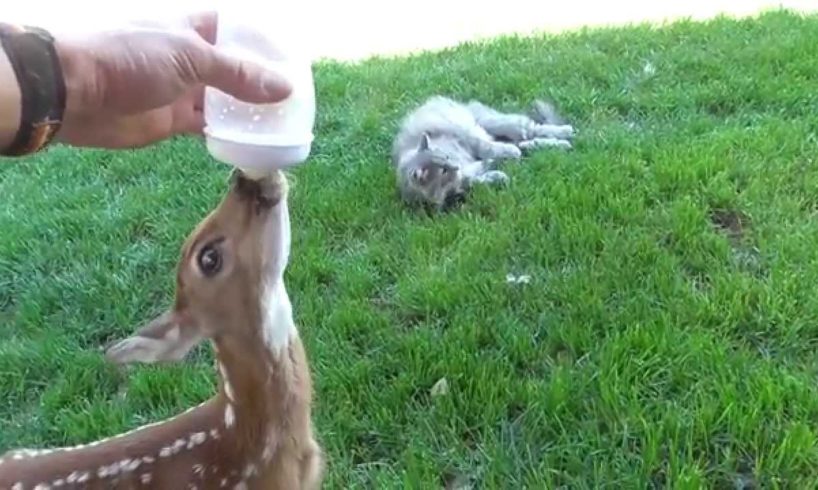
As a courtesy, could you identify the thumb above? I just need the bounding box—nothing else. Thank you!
[198,44,293,104]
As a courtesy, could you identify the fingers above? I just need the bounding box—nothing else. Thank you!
[197,46,293,104]
[179,15,292,105]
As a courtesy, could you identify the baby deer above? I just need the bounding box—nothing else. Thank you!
[0,170,323,489]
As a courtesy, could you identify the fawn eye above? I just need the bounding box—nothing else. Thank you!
[197,244,222,277]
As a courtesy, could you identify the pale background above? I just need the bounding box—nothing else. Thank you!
[4,1,817,61]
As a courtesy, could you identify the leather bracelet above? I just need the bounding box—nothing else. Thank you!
[0,23,66,156]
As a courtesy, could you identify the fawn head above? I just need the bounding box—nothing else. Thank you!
[106,170,291,365]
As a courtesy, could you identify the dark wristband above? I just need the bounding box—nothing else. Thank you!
[0,23,66,156]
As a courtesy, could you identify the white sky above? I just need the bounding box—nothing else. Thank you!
[4,0,817,61]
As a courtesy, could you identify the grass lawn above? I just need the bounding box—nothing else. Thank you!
[4,9,818,488]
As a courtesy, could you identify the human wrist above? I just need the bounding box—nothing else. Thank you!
[53,36,98,130]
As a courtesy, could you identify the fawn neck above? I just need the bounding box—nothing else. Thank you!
[209,186,308,457]
[212,279,306,449]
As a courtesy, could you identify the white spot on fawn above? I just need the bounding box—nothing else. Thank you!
[12,483,24,490]
[210,428,221,440]
[142,455,155,464]
[172,438,187,453]
[263,430,277,462]
[234,482,248,490]
[160,447,173,458]
[53,479,65,487]
[141,473,152,484]
[77,472,90,483]
[193,463,205,476]
[243,463,257,478]
[34,484,51,490]
[219,364,236,401]
[188,432,207,449]
[225,404,235,427]
[220,478,228,487]
[98,465,111,478]
[224,380,235,402]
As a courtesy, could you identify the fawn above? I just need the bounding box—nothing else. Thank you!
[0,169,323,489]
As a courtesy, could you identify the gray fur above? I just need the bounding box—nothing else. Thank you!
[391,95,574,209]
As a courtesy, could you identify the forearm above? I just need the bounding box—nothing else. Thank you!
[0,46,21,151]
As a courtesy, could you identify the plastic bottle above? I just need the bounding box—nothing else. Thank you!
[203,6,315,177]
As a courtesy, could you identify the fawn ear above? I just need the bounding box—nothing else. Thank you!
[105,310,204,365]
[419,133,430,151]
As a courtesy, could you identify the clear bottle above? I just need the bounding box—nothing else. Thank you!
[203,6,315,176]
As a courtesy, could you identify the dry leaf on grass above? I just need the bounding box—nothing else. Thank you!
[431,377,450,397]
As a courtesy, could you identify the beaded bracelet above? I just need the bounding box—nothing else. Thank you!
[0,23,66,156]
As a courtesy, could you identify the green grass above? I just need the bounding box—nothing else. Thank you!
[3,9,818,488]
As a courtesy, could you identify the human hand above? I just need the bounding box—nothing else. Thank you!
[53,12,292,149]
